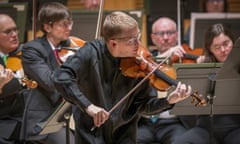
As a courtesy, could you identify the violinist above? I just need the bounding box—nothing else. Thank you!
[0,14,26,144]
[21,2,76,144]
[137,17,197,144]
[173,23,240,144]
[53,11,192,144]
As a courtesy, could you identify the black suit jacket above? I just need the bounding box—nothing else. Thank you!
[20,36,66,140]
[0,47,25,140]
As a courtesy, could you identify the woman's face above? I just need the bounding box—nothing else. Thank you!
[209,33,233,62]
[206,0,225,13]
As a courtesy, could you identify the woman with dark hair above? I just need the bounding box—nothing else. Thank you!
[198,23,234,63]
[174,23,240,144]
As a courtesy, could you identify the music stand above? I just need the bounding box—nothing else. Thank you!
[170,63,223,115]
[36,100,72,144]
[170,37,240,115]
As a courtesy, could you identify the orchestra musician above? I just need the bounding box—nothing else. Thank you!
[137,17,198,144]
[53,11,192,144]
[0,14,26,144]
[20,2,76,144]
[173,23,240,144]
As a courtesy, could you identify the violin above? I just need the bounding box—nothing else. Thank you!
[57,36,86,63]
[6,50,38,89]
[171,44,203,64]
[120,46,206,106]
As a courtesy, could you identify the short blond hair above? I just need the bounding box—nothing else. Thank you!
[102,11,138,41]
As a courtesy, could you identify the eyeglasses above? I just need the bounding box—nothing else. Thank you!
[152,30,176,37]
[51,20,73,29]
[0,27,18,36]
[113,32,141,45]
[212,39,232,51]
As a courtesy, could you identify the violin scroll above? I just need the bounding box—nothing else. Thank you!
[6,51,38,89]
[191,91,207,106]
[21,77,38,89]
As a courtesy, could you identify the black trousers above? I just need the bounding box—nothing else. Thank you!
[172,127,240,144]
[137,117,186,144]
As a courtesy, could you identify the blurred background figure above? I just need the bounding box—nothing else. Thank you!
[184,0,228,44]
[201,0,227,13]
[0,14,26,144]
[80,0,101,9]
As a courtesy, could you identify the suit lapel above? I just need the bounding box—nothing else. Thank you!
[41,38,60,69]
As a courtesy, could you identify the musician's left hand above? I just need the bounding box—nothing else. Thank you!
[167,82,192,104]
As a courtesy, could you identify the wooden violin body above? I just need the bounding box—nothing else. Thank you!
[171,44,203,64]
[120,46,206,106]
[6,49,38,89]
[121,46,177,91]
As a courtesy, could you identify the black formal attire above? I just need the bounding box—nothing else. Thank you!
[172,115,240,144]
[137,112,190,144]
[21,36,74,144]
[53,40,174,144]
[0,47,25,144]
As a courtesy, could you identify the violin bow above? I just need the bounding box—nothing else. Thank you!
[177,0,182,45]
[95,0,105,40]
[32,0,37,40]
[110,56,172,113]
[91,55,171,131]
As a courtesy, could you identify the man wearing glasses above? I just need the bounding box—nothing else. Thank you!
[137,17,194,144]
[0,14,26,144]
[21,2,76,144]
[150,17,186,60]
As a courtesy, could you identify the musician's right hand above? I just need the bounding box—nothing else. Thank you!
[0,65,14,93]
[86,104,109,127]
